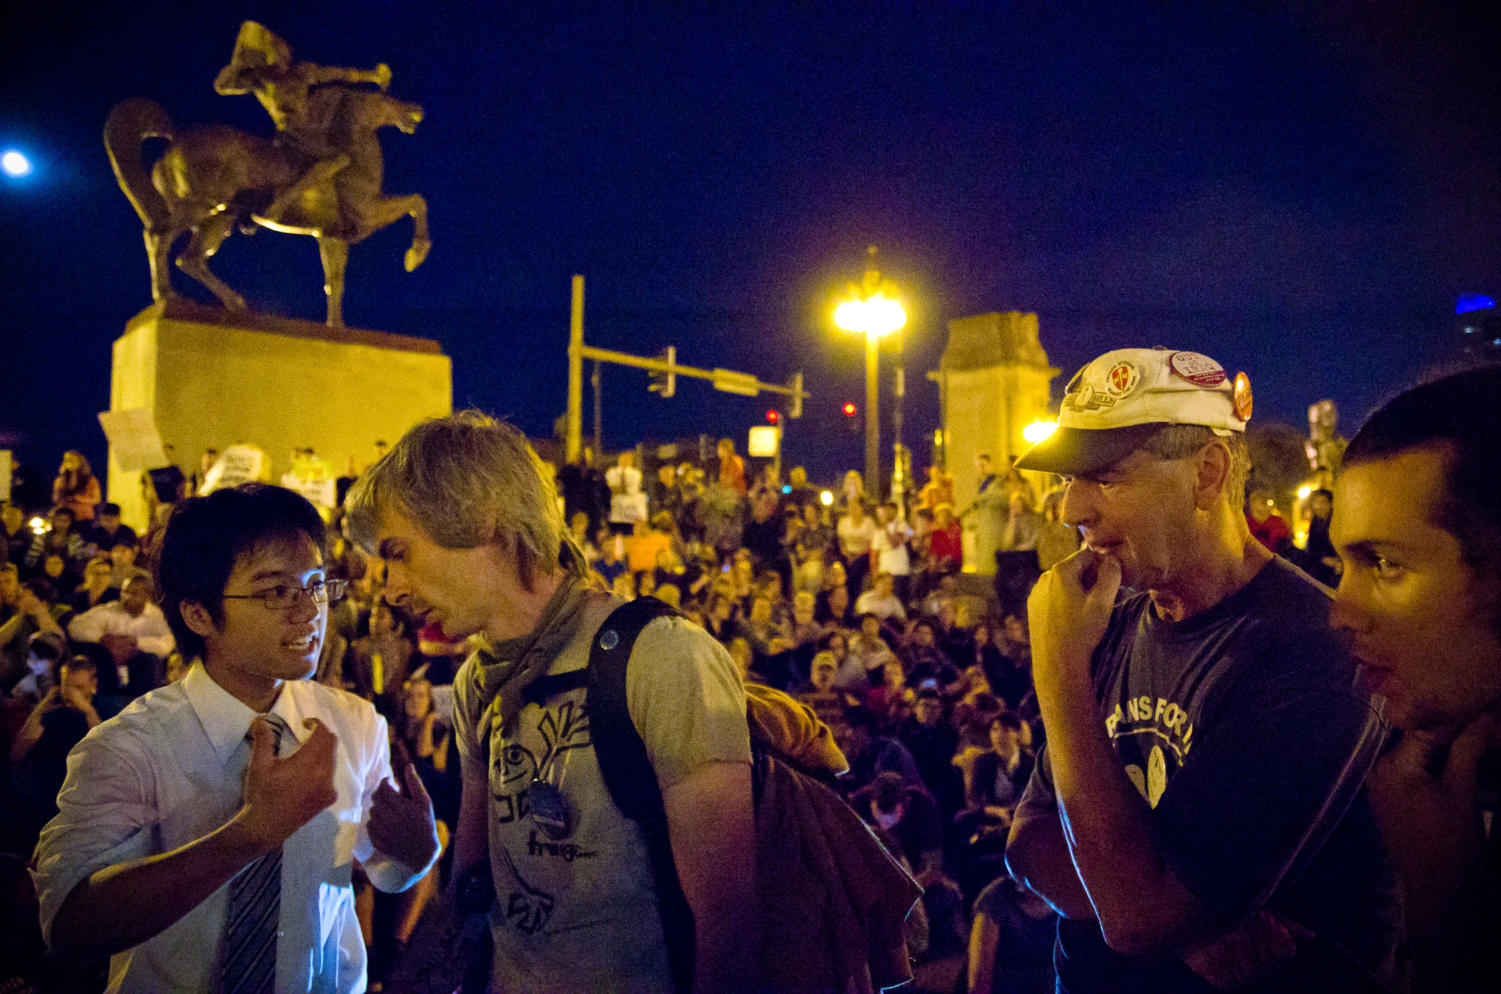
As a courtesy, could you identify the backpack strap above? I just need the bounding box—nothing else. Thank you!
[585,596,695,994]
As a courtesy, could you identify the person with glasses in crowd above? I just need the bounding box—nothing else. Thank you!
[33,483,439,994]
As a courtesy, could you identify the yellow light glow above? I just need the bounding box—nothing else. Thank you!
[1022,420,1058,445]
[834,293,907,338]
[1296,485,1312,500]
[819,490,834,506]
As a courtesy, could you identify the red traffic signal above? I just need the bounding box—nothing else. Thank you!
[765,409,779,424]
[842,402,857,416]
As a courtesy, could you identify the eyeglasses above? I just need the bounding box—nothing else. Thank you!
[222,579,347,610]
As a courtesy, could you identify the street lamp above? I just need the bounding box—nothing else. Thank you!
[834,246,906,500]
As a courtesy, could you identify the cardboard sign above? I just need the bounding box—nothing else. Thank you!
[97,409,169,472]
[281,472,338,510]
[199,445,266,494]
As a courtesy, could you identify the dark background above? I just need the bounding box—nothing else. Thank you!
[2,3,1496,489]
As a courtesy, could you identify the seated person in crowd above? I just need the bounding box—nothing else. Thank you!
[81,502,136,556]
[6,655,104,854]
[106,536,142,591]
[8,630,67,702]
[855,570,908,625]
[66,571,174,697]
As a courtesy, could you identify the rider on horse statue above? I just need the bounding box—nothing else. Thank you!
[212,21,391,227]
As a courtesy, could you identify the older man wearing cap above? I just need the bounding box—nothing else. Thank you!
[1005,348,1399,992]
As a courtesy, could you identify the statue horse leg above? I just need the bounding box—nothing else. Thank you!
[176,211,248,312]
[318,236,349,327]
[351,192,429,271]
[144,228,174,303]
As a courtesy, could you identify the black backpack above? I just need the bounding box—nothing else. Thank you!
[584,597,921,994]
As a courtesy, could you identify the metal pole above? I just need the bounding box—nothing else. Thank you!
[591,359,603,458]
[892,332,905,506]
[566,275,584,463]
[865,333,880,501]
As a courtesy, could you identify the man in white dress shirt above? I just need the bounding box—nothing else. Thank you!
[67,572,175,695]
[34,483,440,993]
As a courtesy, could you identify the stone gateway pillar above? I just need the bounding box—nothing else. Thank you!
[930,311,1058,575]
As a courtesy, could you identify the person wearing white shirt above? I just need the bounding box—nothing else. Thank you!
[871,501,914,603]
[34,484,439,994]
[67,572,176,696]
[604,450,646,531]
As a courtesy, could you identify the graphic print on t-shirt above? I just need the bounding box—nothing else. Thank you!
[1104,693,1196,809]
[492,699,592,824]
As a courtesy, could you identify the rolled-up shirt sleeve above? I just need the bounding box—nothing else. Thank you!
[32,734,159,948]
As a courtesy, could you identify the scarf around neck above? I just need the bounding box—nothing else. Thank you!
[466,575,593,735]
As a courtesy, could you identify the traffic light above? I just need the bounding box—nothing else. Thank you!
[765,409,779,424]
[842,401,858,434]
[842,401,857,416]
[787,372,804,419]
[648,345,676,398]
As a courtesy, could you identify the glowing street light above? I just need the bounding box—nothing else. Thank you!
[2,150,33,178]
[834,246,907,500]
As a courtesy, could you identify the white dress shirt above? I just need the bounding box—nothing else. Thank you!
[66,601,175,658]
[34,664,397,993]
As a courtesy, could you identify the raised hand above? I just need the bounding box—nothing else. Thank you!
[1028,548,1121,681]
[238,716,339,854]
[369,762,440,872]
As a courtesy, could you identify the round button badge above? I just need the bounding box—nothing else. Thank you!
[1232,371,1253,422]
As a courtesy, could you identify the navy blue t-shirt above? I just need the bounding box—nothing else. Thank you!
[1018,557,1400,993]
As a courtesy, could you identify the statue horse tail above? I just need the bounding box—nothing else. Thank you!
[104,98,173,232]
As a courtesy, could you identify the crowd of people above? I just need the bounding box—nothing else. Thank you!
[2,350,1499,993]
[2,433,1073,990]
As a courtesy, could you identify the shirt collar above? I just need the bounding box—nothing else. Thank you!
[182,663,307,764]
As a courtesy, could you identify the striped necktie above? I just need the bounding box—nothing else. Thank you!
[223,713,289,994]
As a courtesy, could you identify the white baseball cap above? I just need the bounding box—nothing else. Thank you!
[1015,347,1252,475]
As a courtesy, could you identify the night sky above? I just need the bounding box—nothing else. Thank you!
[2,3,1497,491]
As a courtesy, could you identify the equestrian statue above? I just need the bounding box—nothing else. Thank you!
[105,21,429,327]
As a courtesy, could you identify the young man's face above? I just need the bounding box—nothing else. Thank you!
[375,507,518,641]
[1061,447,1202,591]
[189,534,327,708]
[1331,447,1501,732]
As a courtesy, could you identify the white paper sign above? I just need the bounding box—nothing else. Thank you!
[97,409,169,472]
[281,472,338,510]
[199,444,266,494]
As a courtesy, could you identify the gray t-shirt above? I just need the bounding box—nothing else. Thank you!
[1018,557,1400,993]
[453,593,751,994]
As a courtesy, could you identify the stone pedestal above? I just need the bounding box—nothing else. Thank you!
[108,300,451,530]
[931,312,1058,574]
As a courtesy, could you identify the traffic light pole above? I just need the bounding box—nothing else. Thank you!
[566,275,809,463]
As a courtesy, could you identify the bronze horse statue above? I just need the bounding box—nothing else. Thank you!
[105,85,429,327]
